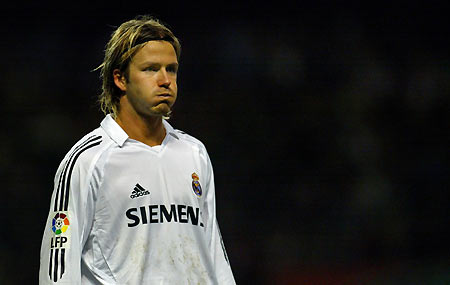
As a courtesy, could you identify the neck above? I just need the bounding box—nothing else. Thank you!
[115,106,166,147]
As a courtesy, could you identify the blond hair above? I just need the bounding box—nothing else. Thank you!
[96,16,181,117]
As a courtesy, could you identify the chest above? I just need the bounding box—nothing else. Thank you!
[98,142,206,212]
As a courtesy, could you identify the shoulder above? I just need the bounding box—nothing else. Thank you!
[173,128,208,152]
[164,119,207,151]
[171,128,214,172]
[59,127,114,172]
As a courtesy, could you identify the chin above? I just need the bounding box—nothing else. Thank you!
[149,105,173,117]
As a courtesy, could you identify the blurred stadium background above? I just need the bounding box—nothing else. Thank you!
[1,2,449,284]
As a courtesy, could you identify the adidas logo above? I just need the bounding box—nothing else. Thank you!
[130,183,150,199]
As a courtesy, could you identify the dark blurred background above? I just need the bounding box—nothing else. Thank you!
[1,2,449,284]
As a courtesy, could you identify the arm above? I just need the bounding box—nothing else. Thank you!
[39,136,101,284]
[203,150,236,284]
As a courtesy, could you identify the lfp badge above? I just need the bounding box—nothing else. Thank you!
[191,173,202,197]
[52,212,70,235]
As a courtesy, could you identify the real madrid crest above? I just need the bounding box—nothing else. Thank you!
[191,172,202,197]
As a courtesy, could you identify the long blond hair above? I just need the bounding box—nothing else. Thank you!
[96,15,181,117]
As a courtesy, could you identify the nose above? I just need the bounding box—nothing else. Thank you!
[157,69,171,88]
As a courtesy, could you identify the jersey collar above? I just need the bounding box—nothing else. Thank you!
[101,114,179,147]
[100,114,128,147]
[162,119,179,140]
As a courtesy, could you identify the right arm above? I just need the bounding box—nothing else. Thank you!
[39,135,101,284]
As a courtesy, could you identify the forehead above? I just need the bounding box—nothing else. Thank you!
[131,40,178,64]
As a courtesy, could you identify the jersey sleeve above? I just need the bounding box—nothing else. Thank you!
[202,149,236,284]
[39,136,102,284]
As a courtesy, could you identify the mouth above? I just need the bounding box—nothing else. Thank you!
[156,93,172,98]
[155,93,174,107]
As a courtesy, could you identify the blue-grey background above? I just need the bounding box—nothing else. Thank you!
[1,2,449,284]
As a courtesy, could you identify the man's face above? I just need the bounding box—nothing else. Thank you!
[120,40,178,117]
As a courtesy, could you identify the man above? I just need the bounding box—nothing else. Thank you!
[39,16,235,284]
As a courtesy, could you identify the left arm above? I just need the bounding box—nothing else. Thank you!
[202,150,236,284]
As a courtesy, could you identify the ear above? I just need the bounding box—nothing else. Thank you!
[113,69,127,92]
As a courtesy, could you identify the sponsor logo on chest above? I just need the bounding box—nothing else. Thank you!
[126,204,204,228]
[126,173,204,228]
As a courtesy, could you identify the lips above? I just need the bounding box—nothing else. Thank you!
[156,93,172,98]
[155,93,174,106]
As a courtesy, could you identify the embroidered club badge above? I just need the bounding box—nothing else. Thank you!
[191,172,202,197]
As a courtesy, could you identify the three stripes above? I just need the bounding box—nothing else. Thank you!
[49,248,65,282]
[49,135,102,282]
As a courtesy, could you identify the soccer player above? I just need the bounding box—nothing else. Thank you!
[39,16,236,284]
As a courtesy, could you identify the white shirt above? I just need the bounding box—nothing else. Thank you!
[39,115,235,284]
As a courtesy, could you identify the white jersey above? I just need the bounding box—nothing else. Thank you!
[39,115,235,285]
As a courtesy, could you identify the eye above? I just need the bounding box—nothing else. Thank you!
[167,64,178,74]
[144,66,159,72]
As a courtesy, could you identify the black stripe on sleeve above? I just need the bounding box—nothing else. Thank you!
[58,136,102,211]
[54,135,97,211]
[60,248,66,279]
[63,139,102,211]
[54,248,59,282]
[49,248,53,279]
[217,223,230,265]
[54,167,66,212]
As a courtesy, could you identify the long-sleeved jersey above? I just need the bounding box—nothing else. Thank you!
[39,115,235,284]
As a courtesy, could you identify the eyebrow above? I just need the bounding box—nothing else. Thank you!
[166,62,179,70]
